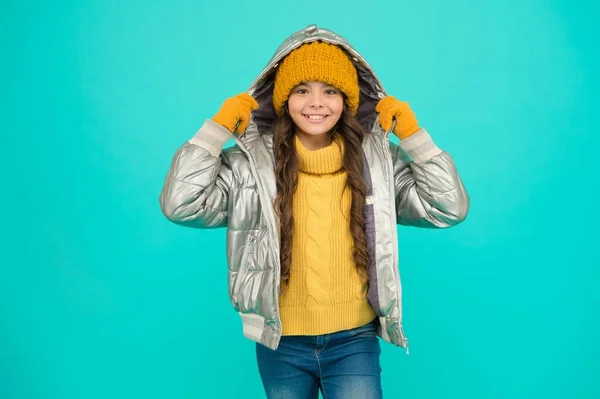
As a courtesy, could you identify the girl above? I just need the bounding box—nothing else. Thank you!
[160,25,469,399]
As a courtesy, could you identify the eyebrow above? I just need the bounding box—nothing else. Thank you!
[296,82,336,89]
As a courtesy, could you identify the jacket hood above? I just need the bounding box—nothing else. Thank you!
[247,24,388,135]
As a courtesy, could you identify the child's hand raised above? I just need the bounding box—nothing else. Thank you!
[375,96,420,140]
[212,93,259,134]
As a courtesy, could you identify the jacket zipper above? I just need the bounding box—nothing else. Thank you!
[380,130,410,355]
[231,135,283,347]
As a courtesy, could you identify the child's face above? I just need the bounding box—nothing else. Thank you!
[287,81,344,139]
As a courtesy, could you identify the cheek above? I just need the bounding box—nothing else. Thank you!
[290,113,304,126]
[286,98,303,124]
[330,99,344,122]
[330,114,342,126]
[287,96,303,113]
[288,96,300,114]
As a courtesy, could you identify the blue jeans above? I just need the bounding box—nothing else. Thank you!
[256,319,383,399]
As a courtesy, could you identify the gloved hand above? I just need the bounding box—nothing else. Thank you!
[211,93,259,134]
[375,96,420,140]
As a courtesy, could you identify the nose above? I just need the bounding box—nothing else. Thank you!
[308,91,323,108]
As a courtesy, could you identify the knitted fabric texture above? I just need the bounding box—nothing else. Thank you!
[278,135,376,335]
[273,41,360,116]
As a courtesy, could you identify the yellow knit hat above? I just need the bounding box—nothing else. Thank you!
[273,41,359,116]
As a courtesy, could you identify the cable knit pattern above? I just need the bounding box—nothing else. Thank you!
[278,135,376,336]
[304,176,332,307]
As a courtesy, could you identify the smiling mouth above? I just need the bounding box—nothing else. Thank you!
[303,114,330,122]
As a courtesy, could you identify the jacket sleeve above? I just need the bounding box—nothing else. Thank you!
[391,128,469,228]
[159,119,234,229]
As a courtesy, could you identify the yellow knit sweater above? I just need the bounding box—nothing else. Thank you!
[279,134,376,336]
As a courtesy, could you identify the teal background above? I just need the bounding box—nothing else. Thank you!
[2,0,598,397]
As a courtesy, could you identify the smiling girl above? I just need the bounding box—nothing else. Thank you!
[285,81,344,149]
[160,25,469,399]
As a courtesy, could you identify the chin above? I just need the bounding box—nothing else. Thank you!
[293,119,338,136]
[299,126,335,136]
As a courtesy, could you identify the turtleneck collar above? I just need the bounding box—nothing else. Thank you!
[295,134,345,175]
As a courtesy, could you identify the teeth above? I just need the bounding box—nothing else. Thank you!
[306,115,326,120]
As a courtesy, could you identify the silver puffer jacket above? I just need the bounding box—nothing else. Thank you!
[160,25,469,353]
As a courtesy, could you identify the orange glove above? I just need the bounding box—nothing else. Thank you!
[375,96,420,140]
[212,93,259,134]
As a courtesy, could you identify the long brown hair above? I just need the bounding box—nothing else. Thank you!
[273,106,369,288]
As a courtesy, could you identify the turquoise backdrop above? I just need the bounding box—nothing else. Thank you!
[2,0,598,398]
